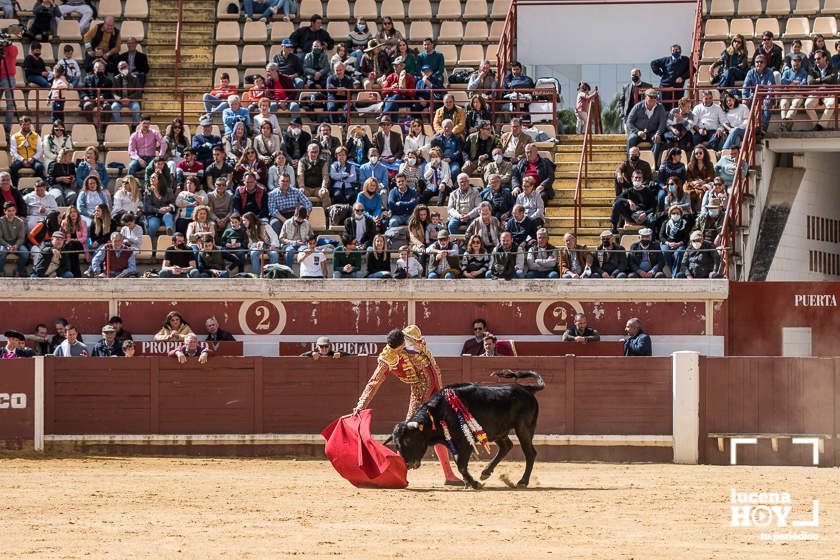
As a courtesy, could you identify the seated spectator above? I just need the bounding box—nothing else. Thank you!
[42,120,74,166]
[168,333,212,364]
[0,202,29,277]
[446,173,481,234]
[460,319,489,355]
[355,178,385,230]
[357,39,391,90]
[380,58,416,118]
[387,173,418,227]
[741,55,776,132]
[121,339,135,357]
[159,232,197,278]
[422,147,452,205]
[233,173,269,220]
[303,40,331,89]
[91,324,124,357]
[628,228,665,278]
[660,177,692,228]
[192,234,230,278]
[505,204,537,247]
[592,230,628,279]
[511,144,555,202]
[233,147,268,187]
[398,150,422,193]
[175,176,209,234]
[326,62,355,124]
[559,232,592,278]
[290,14,335,55]
[809,34,830,69]
[301,336,352,359]
[251,96,279,133]
[713,145,747,189]
[610,169,657,233]
[345,202,376,249]
[192,118,224,169]
[685,146,714,211]
[205,317,235,341]
[143,172,176,238]
[691,90,725,150]
[426,230,460,279]
[59,206,88,266]
[677,230,721,279]
[89,231,137,278]
[10,116,46,186]
[2,330,35,358]
[144,156,174,192]
[117,37,149,88]
[82,45,108,75]
[332,43,360,82]
[128,117,168,177]
[278,206,312,267]
[694,198,725,243]
[463,122,501,177]
[431,119,465,177]
[25,0,59,41]
[615,146,653,196]
[55,44,81,88]
[284,118,312,166]
[404,118,431,161]
[208,177,233,233]
[333,235,364,278]
[501,60,535,92]
[80,60,114,120]
[659,204,690,274]
[24,42,50,88]
[220,213,246,272]
[297,143,332,208]
[482,174,514,221]
[0,172,26,218]
[313,123,340,164]
[465,201,501,250]
[433,95,467,137]
[516,177,544,228]
[24,180,58,230]
[374,116,404,165]
[175,148,205,189]
[76,175,112,227]
[407,204,430,253]
[779,55,809,130]
[752,31,783,80]
[52,324,88,357]
[357,147,389,190]
[366,233,391,278]
[468,60,497,97]
[414,63,443,112]
[224,123,253,167]
[203,72,237,117]
[500,118,531,162]
[657,148,686,202]
[185,205,215,243]
[458,235,488,280]
[244,0,282,22]
[489,231,525,279]
[425,210,444,245]
[28,209,61,253]
[111,61,143,124]
[804,50,838,131]
[563,313,600,343]
[483,148,512,189]
[394,244,422,279]
[296,235,328,278]
[83,15,121,71]
[273,39,305,89]
[376,17,404,58]
[526,228,559,279]
[664,96,694,153]
[119,212,143,250]
[269,173,312,234]
[622,318,652,356]
[47,148,77,206]
[349,18,373,59]
[88,203,115,253]
[831,40,840,70]
[626,89,667,166]
[417,38,445,83]
[222,95,251,136]
[344,124,373,166]
[31,231,75,278]
[711,34,749,88]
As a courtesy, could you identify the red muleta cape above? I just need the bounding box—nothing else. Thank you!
[321,409,408,489]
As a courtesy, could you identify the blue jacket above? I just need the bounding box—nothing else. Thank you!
[191,133,223,163]
[358,161,389,188]
[624,331,652,356]
[222,107,251,135]
[780,67,808,86]
[651,54,690,87]
[741,67,775,102]
[388,187,418,216]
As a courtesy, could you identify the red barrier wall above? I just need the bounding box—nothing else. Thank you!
[0,359,35,448]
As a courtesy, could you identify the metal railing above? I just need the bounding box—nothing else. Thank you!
[496,0,517,79]
[688,0,704,99]
[174,0,185,89]
[573,89,601,236]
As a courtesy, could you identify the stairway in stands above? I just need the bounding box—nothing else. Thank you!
[144,0,216,124]
[546,134,626,247]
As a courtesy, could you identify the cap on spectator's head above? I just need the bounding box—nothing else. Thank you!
[392,56,404,66]
[102,325,116,333]
[34,178,46,188]
[437,230,450,239]
[3,201,16,210]
[4,330,25,341]
[379,115,392,124]
[199,116,211,126]
[644,89,658,98]
[290,117,302,126]
[364,39,382,52]
[600,230,614,239]
[316,336,330,346]
[281,39,293,47]
[638,228,653,237]
[421,64,432,72]
[52,231,65,240]
[690,231,703,241]
[706,198,721,208]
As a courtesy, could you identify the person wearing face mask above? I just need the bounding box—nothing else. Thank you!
[111,61,142,125]
[80,60,114,119]
[591,231,628,278]
[422,147,452,205]
[615,146,653,196]
[397,150,423,192]
[677,230,722,279]
[619,68,652,128]
[328,147,358,204]
[483,148,513,189]
[658,204,690,275]
[610,170,657,234]
[303,40,331,89]
[693,198,725,243]
[628,228,665,278]
[462,122,502,178]
[358,148,390,191]
[348,19,373,59]
[650,44,690,110]
[344,202,376,249]
[283,118,312,166]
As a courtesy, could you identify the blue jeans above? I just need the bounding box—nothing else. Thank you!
[428,271,457,279]
[746,96,773,131]
[332,270,364,278]
[719,67,747,88]
[250,248,279,273]
[447,217,469,234]
[485,270,524,279]
[26,74,50,88]
[244,0,278,18]
[128,156,154,176]
[146,213,175,236]
[111,100,142,123]
[0,245,30,273]
[723,127,745,150]
[326,100,349,123]
[627,132,661,166]
[367,270,392,278]
[389,213,411,227]
[381,94,407,117]
[189,269,230,278]
[0,77,16,128]
[203,93,229,115]
[660,244,685,275]
[51,101,64,124]
[284,243,303,267]
[526,270,560,279]
[223,249,246,272]
[692,129,723,151]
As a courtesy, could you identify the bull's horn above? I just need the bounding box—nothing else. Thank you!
[406,421,419,429]
[383,435,393,446]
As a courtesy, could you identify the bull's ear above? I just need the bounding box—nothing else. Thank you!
[406,421,419,430]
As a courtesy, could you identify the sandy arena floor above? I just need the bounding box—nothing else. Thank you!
[0,457,837,559]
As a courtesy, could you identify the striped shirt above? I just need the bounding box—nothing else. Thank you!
[268,186,312,218]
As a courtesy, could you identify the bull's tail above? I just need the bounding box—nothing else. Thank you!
[493,370,545,393]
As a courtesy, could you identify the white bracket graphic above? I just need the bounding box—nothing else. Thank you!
[792,437,821,466]
[730,437,821,465]
[730,437,757,465]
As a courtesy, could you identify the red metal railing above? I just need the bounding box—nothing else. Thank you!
[496,0,517,78]
[174,0,185,89]
[688,0,704,99]
[573,89,601,236]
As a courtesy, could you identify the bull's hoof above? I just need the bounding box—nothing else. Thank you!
[444,479,464,487]
[479,471,491,481]
[516,480,529,488]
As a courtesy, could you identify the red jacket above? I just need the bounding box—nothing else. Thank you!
[381,72,416,98]
[1,44,17,80]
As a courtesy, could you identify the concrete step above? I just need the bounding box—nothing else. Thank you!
[555,143,627,154]
[556,161,623,172]
[558,134,626,144]
[552,178,614,190]
[545,217,611,229]
[544,206,611,218]
[554,150,625,163]
[553,187,615,199]
[556,170,615,180]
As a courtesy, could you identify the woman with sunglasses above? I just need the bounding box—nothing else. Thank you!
[41,119,73,165]
[712,34,749,89]
[376,17,403,58]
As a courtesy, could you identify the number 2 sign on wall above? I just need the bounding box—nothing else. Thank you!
[238,300,287,335]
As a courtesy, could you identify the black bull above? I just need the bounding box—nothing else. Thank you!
[389,371,544,489]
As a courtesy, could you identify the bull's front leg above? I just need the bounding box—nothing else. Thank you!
[454,446,482,490]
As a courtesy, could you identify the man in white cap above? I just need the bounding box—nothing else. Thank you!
[628,228,666,278]
[380,56,416,119]
[676,230,722,279]
[300,336,352,359]
[91,324,124,357]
